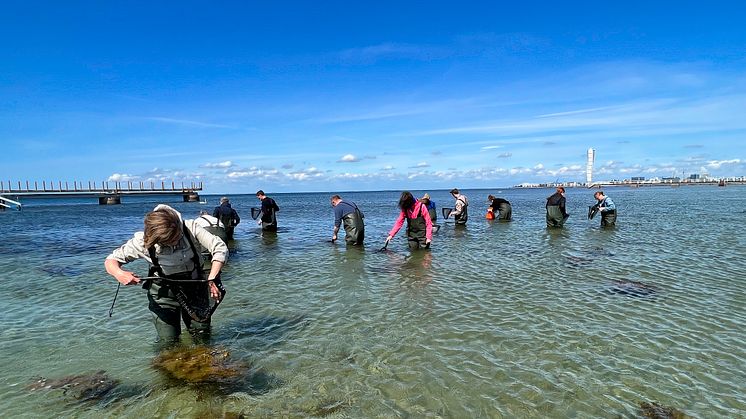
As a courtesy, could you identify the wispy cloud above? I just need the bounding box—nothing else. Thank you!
[498,152,512,158]
[338,42,449,64]
[310,98,476,123]
[201,161,235,169]
[145,117,237,129]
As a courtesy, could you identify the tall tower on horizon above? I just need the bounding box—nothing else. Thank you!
[586,148,595,184]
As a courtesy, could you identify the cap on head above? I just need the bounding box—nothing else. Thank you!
[220,196,229,203]
[450,188,459,195]
[421,193,430,200]
[256,190,265,197]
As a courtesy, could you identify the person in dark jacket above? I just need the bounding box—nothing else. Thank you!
[546,187,568,227]
[212,197,240,240]
[256,190,280,232]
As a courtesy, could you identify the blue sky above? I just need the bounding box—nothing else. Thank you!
[2,1,745,193]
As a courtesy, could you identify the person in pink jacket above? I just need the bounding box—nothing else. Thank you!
[385,191,433,250]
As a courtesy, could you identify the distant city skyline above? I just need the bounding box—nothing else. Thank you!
[2,2,745,193]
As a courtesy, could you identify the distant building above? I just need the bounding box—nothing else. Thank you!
[586,148,595,184]
[631,176,645,182]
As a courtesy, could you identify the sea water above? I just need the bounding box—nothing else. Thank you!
[0,187,744,418]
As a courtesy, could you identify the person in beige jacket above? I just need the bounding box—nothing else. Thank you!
[104,204,228,344]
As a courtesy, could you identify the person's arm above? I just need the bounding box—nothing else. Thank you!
[105,258,141,285]
[332,206,343,241]
[232,209,240,225]
[104,235,146,285]
[423,204,433,243]
[452,198,463,216]
[212,207,219,218]
[190,222,228,264]
[386,210,406,242]
[190,222,228,300]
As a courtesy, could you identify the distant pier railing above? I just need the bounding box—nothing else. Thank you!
[0,180,204,205]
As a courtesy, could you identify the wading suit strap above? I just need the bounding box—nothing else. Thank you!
[145,222,221,322]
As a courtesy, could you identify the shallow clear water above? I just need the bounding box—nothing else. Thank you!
[0,187,744,418]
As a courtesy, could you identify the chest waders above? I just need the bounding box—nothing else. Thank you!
[261,209,277,232]
[600,209,617,227]
[144,223,226,342]
[200,216,228,242]
[546,205,567,227]
[340,202,365,245]
[406,207,428,250]
[454,199,468,225]
[497,202,512,221]
[216,209,238,240]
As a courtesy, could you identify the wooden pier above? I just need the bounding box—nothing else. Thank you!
[0,180,203,207]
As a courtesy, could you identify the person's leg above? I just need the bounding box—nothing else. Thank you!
[182,310,212,345]
[147,284,182,344]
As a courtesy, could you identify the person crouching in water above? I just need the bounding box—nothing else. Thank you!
[330,194,365,245]
[593,190,617,227]
[546,186,569,227]
[420,193,437,224]
[386,191,433,250]
[487,194,512,221]
[104,205,227,345]
[194,210,228,244]
[449,188,469,225]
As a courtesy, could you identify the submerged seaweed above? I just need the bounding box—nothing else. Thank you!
[152,346,244,383]
[152,345,283,397]
[639,401,686,418]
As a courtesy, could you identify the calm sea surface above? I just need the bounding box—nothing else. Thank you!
[0,187,744,418]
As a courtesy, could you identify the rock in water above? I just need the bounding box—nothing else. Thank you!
[28,370,120,401]
[608,280,658,298]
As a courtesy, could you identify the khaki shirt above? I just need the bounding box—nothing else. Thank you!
[106,220,228,276]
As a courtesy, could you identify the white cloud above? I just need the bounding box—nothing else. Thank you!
[498,152,512,158]
[381,165,395,171]
[705,159,741,170]
[201,161,234,169]
[338,154,360,163]
[108,173,137,182]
